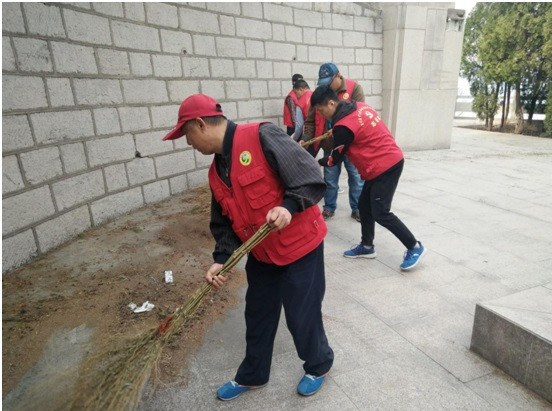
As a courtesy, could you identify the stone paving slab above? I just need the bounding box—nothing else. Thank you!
[141,126,552,410]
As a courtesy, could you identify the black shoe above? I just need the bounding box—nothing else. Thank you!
[351,211,361,222]
[322,209,335,220]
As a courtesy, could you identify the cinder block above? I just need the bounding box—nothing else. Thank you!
[273,62,291,79]
[193,35,216,56]
[333,13,355,30]
[104,163,128,192]
[354,16,375,32]
[210,59,235,78]
[73,79,123,105]
[200,80,225,100]
[169,174,188,194]
[31,110,94,144]
[364,64,382,79]
[250,81,269,98]
[93,107,121,135]
[86,134,135,167]
[97,48,130,75]
[373,49,382,64]
[92,2,124,17]
[129,53,153,77]
[63,9,112,45]
[333,3,364,16]
[155,150,195,178]
[119,106,151,132]
[297,45,308,60]
[2,155,24,194]
[181,57,210,78]
[23,3,65,37]
[235,60,256,79]
[349,65,364,80]
[216,37,246,58]
[309,46,332,62]
[194,151,213,168]
[256,60,274,79]
[236,18,272,40]
[317,29,343,47]
[135,130,173,156]
[124,3,145,21]
[179,9,220,34]
[2,3,25,33]
[265,42,296,61]
[268,80,281,97]
[151,104,180,128]
[263,99,282,117]
[272,24,285,42]
[60,142,87,174]
[225,81,250,99]
[356,48,373,64]
[303,28,317,44]
[20,147,63,185]
[168,80,200,102]
[241,3,262,19]
[2,186,55,235]
[143,180,170,204]
[126,157,156,185]
[293,9,323,28]
[322,13,332,29]
[145,3,178,28]
[187,168,209,188]
[112,21,161,51]
[122,80,169,104]
[2,115,34,152]
[334,48,357,64]
[221,101,237,120]
[3,75,47,111]
[285,25,302,43]
[3,37,16,71]
[238,100,263,118]
[13,38,53,72]
[292,62,319,78]
[2,230,38,274]
[220,15,236,36]
[46,78,75,107]
[367,33,383,48]
[52,170,105,211]
[35,206,91,253]
[90,187,144,226]
[313,3,331,13]
[263,3,293,24]
[245,40,264,58]
[344,31,366,47]
[206,2,241,15]
[51,42,97,74]
[152,55,182,78]
[161,29,192,54]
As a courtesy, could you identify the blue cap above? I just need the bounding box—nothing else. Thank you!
[317,63,339,86]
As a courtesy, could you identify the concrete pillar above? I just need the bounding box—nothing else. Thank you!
[381,3,465,150]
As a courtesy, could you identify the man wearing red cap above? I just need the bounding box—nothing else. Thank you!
[163,94,334,400]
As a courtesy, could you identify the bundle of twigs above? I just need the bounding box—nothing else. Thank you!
[301,129,332,148]
[71,223,273,411]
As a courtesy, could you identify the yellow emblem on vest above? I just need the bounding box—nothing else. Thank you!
[342,92,350,100]
[239,151,252,166]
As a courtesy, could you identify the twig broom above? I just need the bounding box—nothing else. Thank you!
[301,130,332,149]
[71,223,273,411]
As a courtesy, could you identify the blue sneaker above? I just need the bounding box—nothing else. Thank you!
[216,380,266,401]
[297,373,327,396]
[343,244,377,258]
[400,242,426,270]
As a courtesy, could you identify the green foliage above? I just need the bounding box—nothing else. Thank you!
[544,86,552,137]
[461,3,552,130]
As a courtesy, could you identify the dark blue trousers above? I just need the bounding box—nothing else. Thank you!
[234,242,334,386]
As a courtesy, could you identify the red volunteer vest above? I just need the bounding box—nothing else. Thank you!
[283,91,300,128]
[314,78,356,139]
[296,90,313,119]
[334,102,404,181]
[208,123,327,265]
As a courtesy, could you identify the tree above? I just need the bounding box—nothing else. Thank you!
[543,6,552,137]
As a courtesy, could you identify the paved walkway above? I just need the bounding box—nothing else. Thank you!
[141,125,552,410]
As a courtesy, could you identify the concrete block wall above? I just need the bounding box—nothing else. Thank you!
[2,2,383,273]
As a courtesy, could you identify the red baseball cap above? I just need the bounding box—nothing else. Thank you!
[162,94,224,141]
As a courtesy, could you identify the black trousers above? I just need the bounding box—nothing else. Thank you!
[358,160,417,249]
[235,242,334,386]
[286,126,295,136]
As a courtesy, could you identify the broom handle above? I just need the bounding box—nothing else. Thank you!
[301,129,332,149]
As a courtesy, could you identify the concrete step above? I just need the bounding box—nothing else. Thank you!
[470,285,552,404]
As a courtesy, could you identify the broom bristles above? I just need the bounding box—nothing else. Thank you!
[70,223,273,410]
